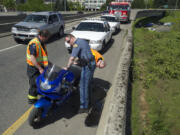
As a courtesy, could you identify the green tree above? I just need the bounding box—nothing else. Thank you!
[19,0,25,4]
[54,0,61,11]
[0,0,3,5]
[153,0,168,8]
[26,0,46,11]
[100,3,106,11]
[100,0,113,11]
[76,2,82,11]
[168,0,179,9]
[3,0,16,10]
[146,0,154,8]
[131,0,146,9]
[67,1,74,10]
[17,0,50,11]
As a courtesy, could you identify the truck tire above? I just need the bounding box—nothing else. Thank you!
[101,41,105,51]
[58,27,64,38]
[28,108,42,127]
[14,38,22,44]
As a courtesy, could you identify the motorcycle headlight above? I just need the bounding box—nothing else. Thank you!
[11,27,17,32]
[30,29,39,33]
[90,40,102,44]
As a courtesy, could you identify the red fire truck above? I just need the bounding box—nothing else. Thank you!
[108,2,131,22]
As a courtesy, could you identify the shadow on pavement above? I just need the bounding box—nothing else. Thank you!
[113,28,121,35]
[32,78,111,129]
[85,78,111,127]
[100,38,114,55]
[125,43,134,135]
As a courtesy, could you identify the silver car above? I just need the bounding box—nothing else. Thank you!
[11,11,65,43]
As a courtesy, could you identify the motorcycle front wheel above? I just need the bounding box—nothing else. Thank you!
[28,107,43,127]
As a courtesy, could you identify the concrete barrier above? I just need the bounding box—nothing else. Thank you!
[96,9,168,135]
[135,9,165,19]
[96,28,132,135]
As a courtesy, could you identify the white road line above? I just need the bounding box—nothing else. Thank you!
[0,44,22,53]
[65,28,72,32]
[0,22,18,26]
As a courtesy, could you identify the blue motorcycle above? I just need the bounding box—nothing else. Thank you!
[28,64,81,127]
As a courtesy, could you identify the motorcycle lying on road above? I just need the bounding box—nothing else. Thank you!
[28,64,81,127]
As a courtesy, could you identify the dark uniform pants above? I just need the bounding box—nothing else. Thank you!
[27,65,40,98]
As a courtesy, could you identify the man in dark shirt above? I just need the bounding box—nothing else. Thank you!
[26,30,50,104]
[64,34,96,113]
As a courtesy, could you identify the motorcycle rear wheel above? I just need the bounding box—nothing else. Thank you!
[28,107,42,127]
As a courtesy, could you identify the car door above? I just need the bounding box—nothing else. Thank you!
[58,13,64,28]
[47,15,55,34]
[52,14,60,33]
[103,23,109,44]
[104,22,111,43]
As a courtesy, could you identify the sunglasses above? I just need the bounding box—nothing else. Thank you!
[67,38,71,44]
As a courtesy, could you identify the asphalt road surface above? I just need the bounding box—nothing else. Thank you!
[0,20,131,135]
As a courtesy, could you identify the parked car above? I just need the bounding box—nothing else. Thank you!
[11,11,65,43]
[101,14,120,34]
[101,10,109,15]
[77,11,84,14]
[65,18,112,51]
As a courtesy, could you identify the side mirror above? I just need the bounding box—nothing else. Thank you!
[72,27,76,30]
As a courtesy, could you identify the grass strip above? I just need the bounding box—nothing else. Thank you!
[131,11,180,135]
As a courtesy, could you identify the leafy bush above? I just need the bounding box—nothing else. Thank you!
[17,0,53,11]
[133,24,180,88]
[132,11,180,135]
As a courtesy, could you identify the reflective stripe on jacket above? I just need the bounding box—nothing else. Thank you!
[26,37,48,67]
[91,49,104,64]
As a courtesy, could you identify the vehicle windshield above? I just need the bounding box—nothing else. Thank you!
[24,15,48,23]
[110,5,129,10]
[75,22,105,32]
[101,16,117,22]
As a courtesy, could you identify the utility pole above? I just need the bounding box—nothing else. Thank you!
[64,0,66,11]
[51,0,52,11]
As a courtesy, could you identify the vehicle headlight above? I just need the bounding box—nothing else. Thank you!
[30,29,39,33]
[112,26,116,29]
[90,40,102,44]
[110,27,115,31]
[11,27,17,32]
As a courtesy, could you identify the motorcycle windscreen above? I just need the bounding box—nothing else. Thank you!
[39,64,62,92]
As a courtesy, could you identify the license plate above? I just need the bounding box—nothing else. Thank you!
[19,36,25,40]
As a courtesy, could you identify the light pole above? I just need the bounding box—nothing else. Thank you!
[51,0,52,11]
[64,0,65,11]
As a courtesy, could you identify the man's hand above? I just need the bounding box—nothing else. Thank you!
[66,56,75,69]
[30,55,44,74]
[39,68,44,74]
[63,67,68,70]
